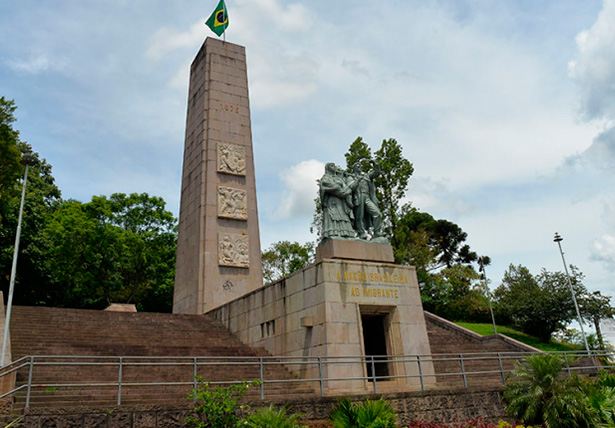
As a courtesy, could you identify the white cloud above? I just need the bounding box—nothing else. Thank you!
[568,0,615,120]
[590,234,615,271]
[7,54,64,74]
[169,59,191,91]
[235,0,313,32]
[565,0,615,174]
[274,159,323,219]
[249,66,319,108]
[147,20,207,61]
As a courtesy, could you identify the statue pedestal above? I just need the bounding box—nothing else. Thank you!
[316,239,394,263]
[210,256,435,396]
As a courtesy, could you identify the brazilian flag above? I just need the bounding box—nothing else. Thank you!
[205,0,229,36]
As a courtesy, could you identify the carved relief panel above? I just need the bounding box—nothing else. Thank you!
[218,233,249,268]
[217,143,246,176]
[218,186,247,220]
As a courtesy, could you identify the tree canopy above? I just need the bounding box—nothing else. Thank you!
[0,97,24,206]
[344,137,414,243]
[493,264,596,343]
[0,98,177,312]
[0,98,62,305]
[262,241,314,285]
[35,193,177,311]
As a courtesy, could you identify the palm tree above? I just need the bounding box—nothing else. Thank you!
[504,353,593,427]
[585,372,615,428]
[330,398,397,428]
[245,404,307,428]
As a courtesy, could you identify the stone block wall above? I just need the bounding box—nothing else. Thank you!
[9,387,509,427]
[209,258,436,395]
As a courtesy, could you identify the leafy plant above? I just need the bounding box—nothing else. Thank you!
[245,404,307,428]
[582,371,615,428]
[585,384,615,427]
[503,353,592,427]
[330,397,397,428]
[186,377,259,427]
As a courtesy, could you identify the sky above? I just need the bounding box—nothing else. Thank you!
[1,0,615,307]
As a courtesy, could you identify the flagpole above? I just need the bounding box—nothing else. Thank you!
[223,0,227,43]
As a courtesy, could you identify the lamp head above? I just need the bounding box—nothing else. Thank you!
[553,232,563,243]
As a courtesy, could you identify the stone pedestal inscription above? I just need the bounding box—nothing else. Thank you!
[218,233,249,268]
[218,187,247,220]
[218,143,246,176]
[173,38,264,315]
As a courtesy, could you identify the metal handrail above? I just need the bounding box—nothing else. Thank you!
[0,350,611,408]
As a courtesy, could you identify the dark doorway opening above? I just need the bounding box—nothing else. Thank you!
[361,313,390,381]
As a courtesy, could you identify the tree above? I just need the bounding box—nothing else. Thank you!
[494,264,588,343]
[580,290,614,350]
[504,353,592,427]
[344,137,373,174]
[0,98,62,304]
[393,205,481,271]
[0,97,23,206]
[262,241,315,284]
[343,137,414,246]
[373,138,414,243]
[37,193,177,311]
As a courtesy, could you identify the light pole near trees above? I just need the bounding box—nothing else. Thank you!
[478,256,497,335]
[1,148,36,367]
[553,232,591,357]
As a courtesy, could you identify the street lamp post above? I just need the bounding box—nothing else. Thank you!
[479,259,497,335]
[1,149,36,367]
[553,232,591,357]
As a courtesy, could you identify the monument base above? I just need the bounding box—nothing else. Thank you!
[316,239,394,264]
[209,256,434,395]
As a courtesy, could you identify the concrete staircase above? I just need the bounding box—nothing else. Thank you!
[1,305,543,415]
[424,311,539,389]
[6,306,315,411]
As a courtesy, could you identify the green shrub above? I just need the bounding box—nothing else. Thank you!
[245,404,307,428]
[582,371,615,427]
[330,397,397,428]
[503,353,592,427]
[186,377,260,427]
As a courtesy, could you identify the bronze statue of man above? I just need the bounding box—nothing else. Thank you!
[351,162,383,240]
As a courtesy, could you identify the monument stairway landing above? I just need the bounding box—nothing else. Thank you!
[7,306,315,410]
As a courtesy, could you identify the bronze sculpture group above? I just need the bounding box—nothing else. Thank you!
[319,162,388,243]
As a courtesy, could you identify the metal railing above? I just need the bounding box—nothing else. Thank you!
[0,350,612,409]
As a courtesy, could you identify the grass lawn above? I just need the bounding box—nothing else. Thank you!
[455,322,582,352]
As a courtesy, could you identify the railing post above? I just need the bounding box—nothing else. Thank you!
[371,356,377,394]
[459,354,467,389]
[497,353,506,386]
[193,357,198,402]
[417,355,424,392]
[117,357,123,405]
[317,357,324,397]
[259,357,264,400]
[25,356,34,409]
[564,352,571,377]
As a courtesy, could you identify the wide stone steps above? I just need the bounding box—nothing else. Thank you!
[6,306,316,411]
[425,315,528,389]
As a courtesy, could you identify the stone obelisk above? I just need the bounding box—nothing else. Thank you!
[173,38,263,314]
